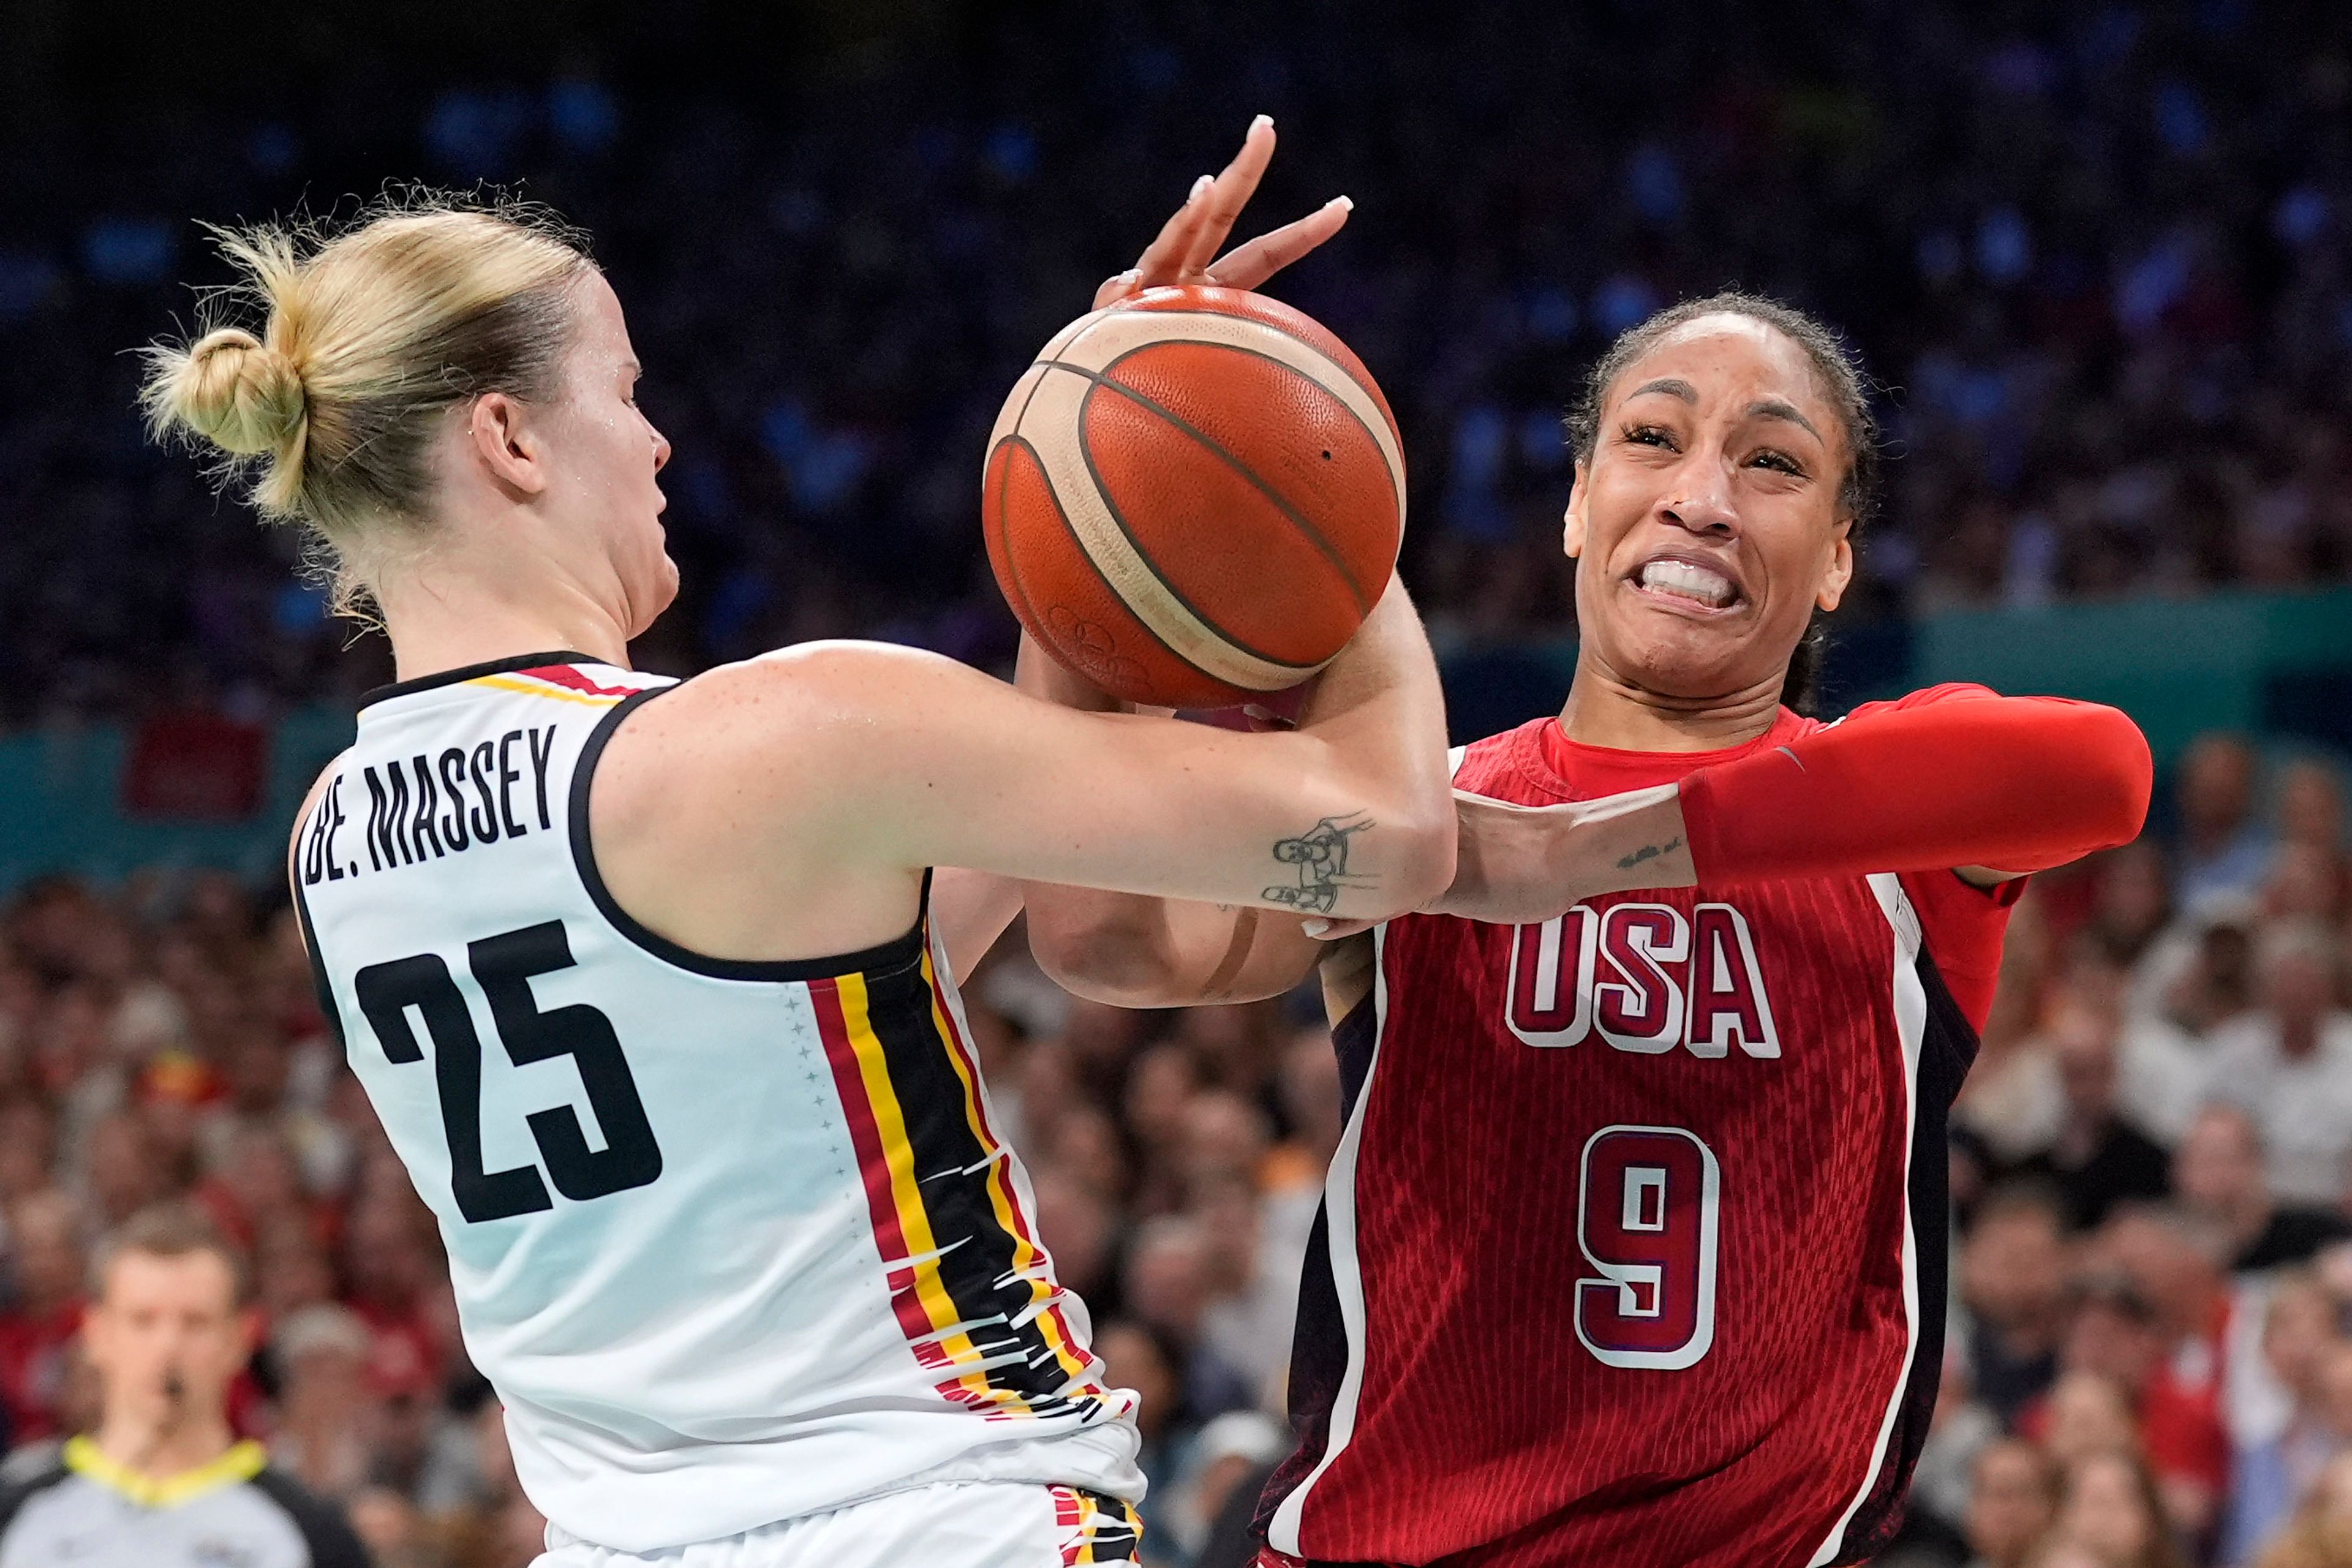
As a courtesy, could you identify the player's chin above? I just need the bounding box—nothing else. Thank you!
[630,554,682,636]
[1618,619,1770,698]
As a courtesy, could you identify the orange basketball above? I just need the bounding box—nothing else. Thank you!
[982,285,1406,709]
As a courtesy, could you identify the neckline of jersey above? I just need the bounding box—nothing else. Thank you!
[62,1434,269,1509]
[1518,707,1807,797]
[361,650,606,710]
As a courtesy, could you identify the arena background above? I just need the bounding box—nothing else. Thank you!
[3,2,2351,1564]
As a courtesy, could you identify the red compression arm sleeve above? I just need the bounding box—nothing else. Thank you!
[1676,685,2152,883]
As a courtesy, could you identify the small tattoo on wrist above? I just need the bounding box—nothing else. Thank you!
[1264,812,1374,915]
[1616,835,1683,872]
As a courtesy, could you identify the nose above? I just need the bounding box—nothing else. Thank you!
[650,423,673,474]
[1659,468,1738,536]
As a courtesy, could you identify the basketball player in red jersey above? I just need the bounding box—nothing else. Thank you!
[1019,292,2153,1566]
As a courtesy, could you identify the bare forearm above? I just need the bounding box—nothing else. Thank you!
[1025,891,1318,1006]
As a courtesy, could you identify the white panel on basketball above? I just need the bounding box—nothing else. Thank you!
[1012,362,1324,693]
[1046,307,1408,526]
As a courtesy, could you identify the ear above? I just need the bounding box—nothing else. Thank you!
[1563,461,1590,560]
[1815,524,1855,612]
[464,392,549,499]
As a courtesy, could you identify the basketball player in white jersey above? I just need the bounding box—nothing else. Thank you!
[140,123,1449,1567]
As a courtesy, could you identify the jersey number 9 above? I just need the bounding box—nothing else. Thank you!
[1572,1125,1720,1370]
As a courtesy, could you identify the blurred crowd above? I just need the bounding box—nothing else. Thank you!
[1,724,2348,1567]
[1877,734,2352,1568]
[6,0,2352,725]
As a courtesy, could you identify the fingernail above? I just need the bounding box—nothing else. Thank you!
[1190,174,1213,202]
[1330,195,1354,211]
[1302,919,1329,937]
[1253,113,1273,132]
[1118,269,1139,287]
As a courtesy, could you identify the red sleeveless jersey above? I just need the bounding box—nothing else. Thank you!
[1258,701,2018,1568]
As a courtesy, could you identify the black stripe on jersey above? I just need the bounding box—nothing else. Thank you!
[1254,990,1379,1544]
[565,686,927,982]
[288,816,347,1054]
[361,649,600,709]
[247,1465,371,1568]
[0,1453,71,1534]
[859,953,1087,1415]
[1828,940,1981,1565]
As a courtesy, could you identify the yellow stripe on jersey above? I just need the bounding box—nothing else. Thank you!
[467,674,630,706]
[832,969,1005,1409]
[920,946,1098,1391]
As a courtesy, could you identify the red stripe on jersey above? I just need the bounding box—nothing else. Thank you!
[518,663,643,698]
[922,957,1097,1366]
[806,977,952,1363]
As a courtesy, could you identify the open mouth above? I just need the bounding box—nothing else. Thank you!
[1630,556,1743,612]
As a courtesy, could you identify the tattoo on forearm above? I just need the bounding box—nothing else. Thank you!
[1616,835,1683,872]
[1264,812,1374,914]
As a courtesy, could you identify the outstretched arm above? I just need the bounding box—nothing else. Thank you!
[1436,685,2152,926]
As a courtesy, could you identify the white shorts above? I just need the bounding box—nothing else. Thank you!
[533,1481,1143,1568]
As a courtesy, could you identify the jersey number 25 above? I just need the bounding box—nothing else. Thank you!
[355,921,664,1223]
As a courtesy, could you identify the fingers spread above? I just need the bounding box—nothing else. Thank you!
[1183,114,1276,276]
[1210,196,1352,291]
[1129,174,1214,290]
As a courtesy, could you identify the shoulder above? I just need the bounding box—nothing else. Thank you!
[1450,718,1555,802]
[247,1464,371,1568]
[614,642,985,752]
[286,750,353,861]
[1836,683,2002,724]
[0,1450,72,1533]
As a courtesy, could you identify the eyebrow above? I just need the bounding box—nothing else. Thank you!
[1746,398,1822,439]
[1626,377,1697,403]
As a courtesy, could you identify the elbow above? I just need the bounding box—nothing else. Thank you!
[1024,907,1187,1009]
[1374,796,1458,918]
[2079,706,2155,850]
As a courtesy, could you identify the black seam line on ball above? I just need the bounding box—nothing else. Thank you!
[1042,362,1325,675]
[997,431,1232,697]
[1041,352,1381,622]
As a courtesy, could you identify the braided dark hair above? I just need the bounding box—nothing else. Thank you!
[1566,292,1881,714]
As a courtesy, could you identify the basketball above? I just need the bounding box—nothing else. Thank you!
[983,285,1406,709]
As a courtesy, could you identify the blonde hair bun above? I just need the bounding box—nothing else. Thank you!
[153,326,307,460]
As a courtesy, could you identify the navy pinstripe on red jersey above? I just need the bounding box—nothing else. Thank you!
[1257,704,2016,1568]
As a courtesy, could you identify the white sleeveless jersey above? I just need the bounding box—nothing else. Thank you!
[293,653,1141,1553]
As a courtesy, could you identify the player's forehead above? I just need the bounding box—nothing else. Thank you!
[1606,314,1838,432]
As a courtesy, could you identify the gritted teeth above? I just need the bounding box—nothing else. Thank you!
[1636,557,1739,608]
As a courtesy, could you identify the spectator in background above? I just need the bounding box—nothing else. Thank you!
[2174,1106,2351,1275]
[2048,1449,2194,1568]
[2256,1451,2352,1568]
[268,1303,377,1504]
[2028,1274,2228,1540]
[2204,923,2352,1208]
[1965,1437,2062,1568]
[0,1190,85,1446]
[0,1206,365,1567]
[2004,997,2173,1229]
[2275,763,2346,871]
[2225,1277,2348,1566]
[1964,1186,2076,1425]
[2177,737,2275,914]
